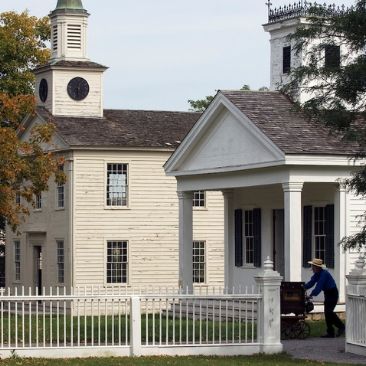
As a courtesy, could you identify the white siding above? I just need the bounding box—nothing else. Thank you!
[72,150,224,289]
[346,191,366,273]
[53,70,103,117]
[5,153,72,289]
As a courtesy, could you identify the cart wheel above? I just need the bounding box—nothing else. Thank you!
[293,321,310,339]
[281,321,291,340]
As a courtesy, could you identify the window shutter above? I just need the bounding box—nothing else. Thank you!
[234,209,243,267]
[303,206,312,267]
[325,204,335,269]
[253,208,262,268]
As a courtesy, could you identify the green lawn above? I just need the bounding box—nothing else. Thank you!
[0,354,361,366]
[1,313,257,345]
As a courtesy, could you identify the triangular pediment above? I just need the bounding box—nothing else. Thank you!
[19,111,69,152]
[165,93,285,175]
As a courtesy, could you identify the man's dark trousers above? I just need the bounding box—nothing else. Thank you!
[324,288,344,336]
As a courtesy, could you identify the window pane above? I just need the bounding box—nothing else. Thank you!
[57,240,64,283]
[106,164,128,206]
[244,210,255,265]
[325,45,340,69]
[192,241,205,283]
[193,191,205,207]
[106,241,128,283]
[283,46,291,74]
[314,206,326,262]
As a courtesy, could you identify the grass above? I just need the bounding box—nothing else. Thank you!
[0,353,362,366]
[0,320,355,366]
[0,313,257,345]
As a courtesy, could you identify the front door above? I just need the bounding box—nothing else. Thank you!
[273,209,285,277]
[34,246,43,295]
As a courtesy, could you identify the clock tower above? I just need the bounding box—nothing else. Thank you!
[34,0,107,118]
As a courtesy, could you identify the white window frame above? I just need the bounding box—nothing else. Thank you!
[106,240,129,285]
[106,163,129,208]
[56,165,65,210]
[313,206,326,263]
[193,240,206,284]
[243,209,255,266]
[35,193,42,211]
[14,241,20,282]
[56,240,65,284]
[193,191,205,209]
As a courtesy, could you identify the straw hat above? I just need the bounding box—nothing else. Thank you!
[308,258,326,268]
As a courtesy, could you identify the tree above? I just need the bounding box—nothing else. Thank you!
[282,0,366,251]
[0,11,64,231]
[188,84,269,112]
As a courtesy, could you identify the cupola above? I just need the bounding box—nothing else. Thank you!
[50,0,89,61]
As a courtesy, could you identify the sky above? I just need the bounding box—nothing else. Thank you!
[0,0,357,111]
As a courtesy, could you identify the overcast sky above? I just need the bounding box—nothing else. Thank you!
[0,0,356,111]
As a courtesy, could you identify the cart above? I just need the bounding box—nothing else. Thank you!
[280,281,313,339]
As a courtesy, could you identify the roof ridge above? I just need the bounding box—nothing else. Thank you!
[104,108,201,114]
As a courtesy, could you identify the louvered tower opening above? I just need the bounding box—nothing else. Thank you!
[52,25,58,51]
[67,24,82,49]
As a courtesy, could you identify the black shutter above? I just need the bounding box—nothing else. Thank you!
[303,206,313,267]
[234,209,243,267]
[253,208,262,268]
[325,204,335,269]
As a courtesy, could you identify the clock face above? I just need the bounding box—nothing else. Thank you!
[67,77,90,101]
[39,79,48,102]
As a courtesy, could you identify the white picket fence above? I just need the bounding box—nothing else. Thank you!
[346,255,366,357]
[0,259,282,358]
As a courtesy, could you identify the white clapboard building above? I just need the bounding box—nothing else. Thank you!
[5,0,225,292]
[6,1,365,304]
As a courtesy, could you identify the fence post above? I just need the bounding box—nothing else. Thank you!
[130,296,142,356]
[345,255,366,356]
[255,257,283,354]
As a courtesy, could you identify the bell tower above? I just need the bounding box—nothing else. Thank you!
[34,0,107,118]
[263,2,349,104]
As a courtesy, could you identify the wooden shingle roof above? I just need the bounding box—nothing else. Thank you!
[37,107,200,149]
[222,90,358,155]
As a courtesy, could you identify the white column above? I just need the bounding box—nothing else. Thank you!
[282,182,303,281]
[255,257,283,354]
[177,191,193,293]
[222,190,234,290]
[334,183,347,302]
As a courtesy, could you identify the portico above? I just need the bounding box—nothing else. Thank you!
[165,90,358,300]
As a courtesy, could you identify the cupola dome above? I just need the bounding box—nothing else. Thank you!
[55,0,84,10]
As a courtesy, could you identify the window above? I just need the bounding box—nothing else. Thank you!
[325,45,340,69]
[57,240,64,284]
[193,191,205,208]
[106,164,128,207]
[56,165,65,209]
[35,193,42,210]
[314,207,326,262]
[15,193,20,205]
[303,205,334,268]
[14,241,20,281]
[244,210,255,265]
[193,241,206,283]
[235,208,261,268]
[106,241,128,284]
[283,46,291,74]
